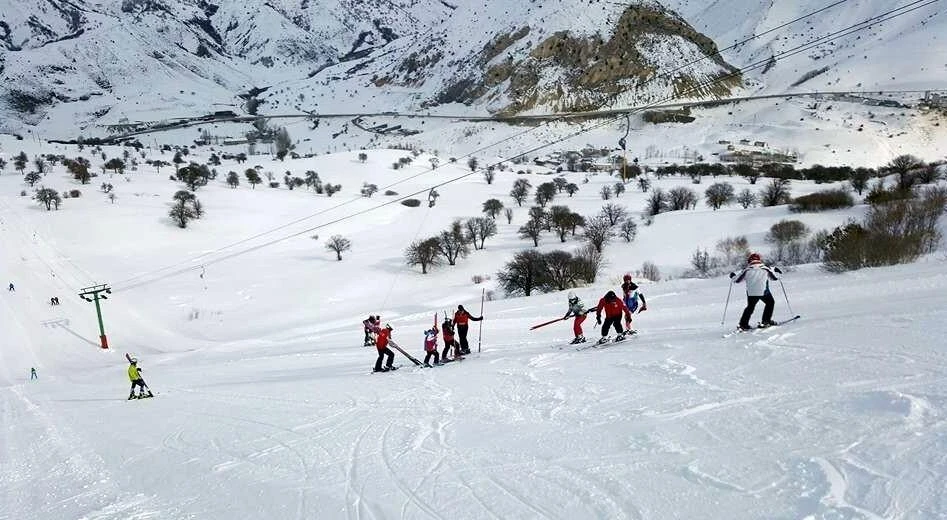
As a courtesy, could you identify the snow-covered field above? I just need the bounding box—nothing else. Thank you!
[1,140,945,519]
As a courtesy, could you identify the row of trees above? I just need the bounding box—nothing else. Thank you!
[403,218,500,273]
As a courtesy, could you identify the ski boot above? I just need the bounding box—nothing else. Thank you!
[596,336,611,345]
[373,367,389,373]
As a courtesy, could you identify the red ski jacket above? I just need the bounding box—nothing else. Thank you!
[596,297,631,320]
[453,310,482,326]
[376,329,392,350]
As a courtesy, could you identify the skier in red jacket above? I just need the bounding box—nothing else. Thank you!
[594,290,632,342]
[374,324,396,372]
[453,305,483,355]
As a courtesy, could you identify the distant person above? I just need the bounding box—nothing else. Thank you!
[620,274,648,333]
[730,253,782,331]
[127,357,154,399]
[594,290,632,343]
[373,324,397,373]
[8,282,14,292]
[50,296,60,305]
[30,367,37,380]
[453,305,483,355]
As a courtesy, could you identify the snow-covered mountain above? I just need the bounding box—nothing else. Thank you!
[1,0,946,164]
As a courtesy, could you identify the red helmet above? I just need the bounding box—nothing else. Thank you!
[747,252,762,263]
[623,273,632,282]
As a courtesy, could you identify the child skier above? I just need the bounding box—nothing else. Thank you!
[453,305,483,355]
[423,325,440,367]
[362,315,381,346]
[127,357,153,399]
[621,274,648,333]
[562,291,591,344]
[730,253,782,331]
[374,324,397,372]
[594,290,633,343]
[441,317,459,360]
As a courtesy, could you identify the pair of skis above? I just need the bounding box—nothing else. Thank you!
[722,315,801,338]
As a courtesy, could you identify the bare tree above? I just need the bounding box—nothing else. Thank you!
[437,220,470,265]
[325,235,352,261]
[637,177,651,192]
[226,171,240,188]
[572,243,604,283]
[518,217,544,247]
[34,188,61,211]
[704,182,735,210]
[613,182,626,197]
[760,178,792,207]
[599,185,612,200]
[361,183,379,197]
[496,250,547,296]
[667,187,698,210]
[504,207,514,224]
[24,172,42,187]
[549,205,574,242]
[534,182,557,207]
[483,169,496,184]
[884,154,923,191]
[565,183,579,197]
[169,190,199,228]
[645,188,667,216]
[715,236,749,266]
[737,188,757,208]
[619,219,637,242]
[510,178,531,206]
[599,203,628,226]
[849,168,872,195]
[482,198,504,219]
[543,250,577,291]
[405,237,442,274]
[465,217,498,249]
[583,215,614,253]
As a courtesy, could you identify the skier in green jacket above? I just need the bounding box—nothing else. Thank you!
[127,356,153,399]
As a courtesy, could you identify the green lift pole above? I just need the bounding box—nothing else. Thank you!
[79,284,112,349]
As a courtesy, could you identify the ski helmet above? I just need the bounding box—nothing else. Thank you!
[130,357,138,364]
[747,252,762,263]
[623,273,632,282]
[567,291,578,303]
[605,290,617,300]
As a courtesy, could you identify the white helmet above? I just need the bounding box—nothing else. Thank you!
[567,291,578,302]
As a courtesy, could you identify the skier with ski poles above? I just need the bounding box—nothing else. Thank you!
[563,291,593,344]
[126,356,154,399]
[373,324,397,372]
[594,290,633,343]
[621,273,648,333]
[422,324,440,367]
[453,305,483,355]
[729,252,783,331]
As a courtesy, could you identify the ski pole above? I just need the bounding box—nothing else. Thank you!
[721,280,734,325]
[478,288,485,353]
[778,279,795,316]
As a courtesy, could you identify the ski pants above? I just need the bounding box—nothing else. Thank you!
[31,371,37,380]
[572,314,586,337]
[601,315,623,337]
[457,324,470,353]
[739,293,775,328]
[129,379,148,395]
[375,348,394,371]
[424,350,440,365]
[441,339,456,359]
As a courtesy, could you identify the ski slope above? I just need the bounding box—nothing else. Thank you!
[1,141,945,519]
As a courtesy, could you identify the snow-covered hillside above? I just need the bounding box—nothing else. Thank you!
[1,138,945,518]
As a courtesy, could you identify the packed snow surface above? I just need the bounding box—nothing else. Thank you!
[0,142,945,519]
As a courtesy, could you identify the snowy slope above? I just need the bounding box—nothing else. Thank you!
[1,138,945,518]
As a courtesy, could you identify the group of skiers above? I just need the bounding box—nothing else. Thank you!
[562,273,649,344]
[363,305,483,372]
[361,252,786,368]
